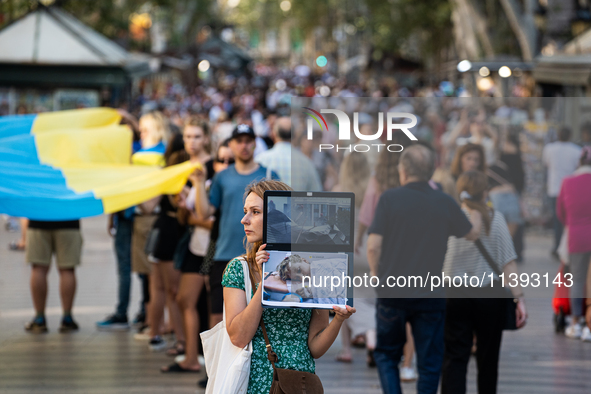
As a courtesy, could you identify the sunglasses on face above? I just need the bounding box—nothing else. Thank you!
[216,158,235,164]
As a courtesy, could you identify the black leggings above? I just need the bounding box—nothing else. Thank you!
[441,297,504,394]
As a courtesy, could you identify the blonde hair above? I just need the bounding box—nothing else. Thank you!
[277,254,310,281]
[241,179,293,287]
[338,152,370,207]
[139,111,171,145]
[456,170,492,235]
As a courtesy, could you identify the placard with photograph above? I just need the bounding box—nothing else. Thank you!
[264,191,355,253]
[262,251,348,309]
[262,191,355,309]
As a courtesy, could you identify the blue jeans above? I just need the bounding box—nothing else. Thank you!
[114,218,133,317]
[374,300,445,394]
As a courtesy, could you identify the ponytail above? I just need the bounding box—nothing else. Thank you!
[462,199,491,235]
[457,171,492,235]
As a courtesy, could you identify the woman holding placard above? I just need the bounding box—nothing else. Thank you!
[222,179,356,393]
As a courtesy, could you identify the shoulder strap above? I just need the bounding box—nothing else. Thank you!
[472,211,503,276]
[259,318,279,365]
[474,239,502,277]
[239,258,253,305]
[222,258,252,322]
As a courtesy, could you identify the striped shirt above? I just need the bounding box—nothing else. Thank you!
[443,209,517,286]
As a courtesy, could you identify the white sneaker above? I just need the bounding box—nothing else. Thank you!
[400,366,418,382]
[565,324,582,339]
[581,326,591,342]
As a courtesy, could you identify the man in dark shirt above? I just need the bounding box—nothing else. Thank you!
[367,145,480,394]
[24,220,82,333]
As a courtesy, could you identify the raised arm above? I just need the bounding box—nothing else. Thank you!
[444,110,468,149]
[192,168,216,220]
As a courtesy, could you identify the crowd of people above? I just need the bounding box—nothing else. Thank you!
[6,69,591,393]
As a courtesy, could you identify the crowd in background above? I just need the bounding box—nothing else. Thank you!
[6,66,591,393]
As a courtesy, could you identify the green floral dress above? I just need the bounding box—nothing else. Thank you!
[222,258,315,394]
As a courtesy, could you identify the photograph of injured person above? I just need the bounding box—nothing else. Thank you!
[262,251,348,308]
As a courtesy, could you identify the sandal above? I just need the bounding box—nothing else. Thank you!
[161,362,200,373]
[166,341,185,357]
[335,352,353,363]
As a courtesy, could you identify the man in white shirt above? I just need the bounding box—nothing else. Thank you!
[542,126,582,257]
[255,117,323,191]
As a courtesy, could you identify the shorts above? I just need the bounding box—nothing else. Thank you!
[181,250,205,274]
[26,228,83,269]
[152,215,184,261]
[174,230,191,270]
[489,191,524,225]
[210,260,230,314]
[132,215,157,274]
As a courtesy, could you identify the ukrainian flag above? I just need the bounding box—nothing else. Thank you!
[0,108,197,220]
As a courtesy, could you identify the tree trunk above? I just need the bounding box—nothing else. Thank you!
[498,0,534,61]
[467,1,495,58]
[450,0,481,60]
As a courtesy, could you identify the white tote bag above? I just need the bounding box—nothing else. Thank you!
[201,258,253,394]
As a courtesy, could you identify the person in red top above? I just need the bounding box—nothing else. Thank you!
[557,146,591,341]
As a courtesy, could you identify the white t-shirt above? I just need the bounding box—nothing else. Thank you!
[542,142,581,197]
[185,186,211,256]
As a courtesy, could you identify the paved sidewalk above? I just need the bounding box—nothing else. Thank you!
[1,216,590,393]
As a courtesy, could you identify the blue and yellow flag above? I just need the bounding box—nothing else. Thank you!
[0,108,197,220]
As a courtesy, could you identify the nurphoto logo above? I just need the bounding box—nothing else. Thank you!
[303,107,418,152]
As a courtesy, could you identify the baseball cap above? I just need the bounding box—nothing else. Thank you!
[231,124,256,140]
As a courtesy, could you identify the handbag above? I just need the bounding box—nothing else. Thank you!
[473,238,519,331]
[260,318,324,394]
[200,258,253,394]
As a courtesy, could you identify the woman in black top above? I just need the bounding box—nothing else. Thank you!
[147,134,189,354]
